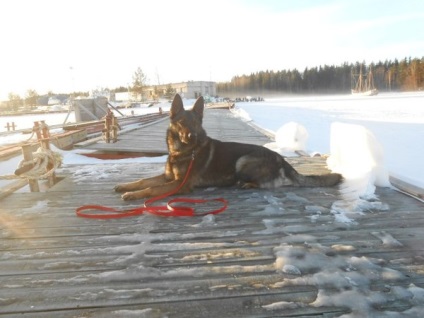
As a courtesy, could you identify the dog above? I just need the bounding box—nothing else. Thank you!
[114,94,342,200]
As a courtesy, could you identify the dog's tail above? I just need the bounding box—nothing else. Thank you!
[292,172,342,187]
[284,161,342,187]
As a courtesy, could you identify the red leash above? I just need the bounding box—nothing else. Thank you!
[76,154,228,219]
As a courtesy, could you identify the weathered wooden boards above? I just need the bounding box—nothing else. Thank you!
[1,158,424,317]
[1,109,424,317]
[78,109,272,154]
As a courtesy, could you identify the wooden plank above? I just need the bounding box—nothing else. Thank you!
[0,179,28,199]
[81,109,272,154]
[390,175,424,200]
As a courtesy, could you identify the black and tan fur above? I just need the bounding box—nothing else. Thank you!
[115,94,342,200]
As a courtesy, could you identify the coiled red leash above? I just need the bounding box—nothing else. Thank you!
[75,154,228,219]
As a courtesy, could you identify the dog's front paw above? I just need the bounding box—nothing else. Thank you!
[114,184,128,193]
[121,190,149,201]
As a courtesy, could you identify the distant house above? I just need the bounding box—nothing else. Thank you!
[110,81,217,102]
[146,81,216,100]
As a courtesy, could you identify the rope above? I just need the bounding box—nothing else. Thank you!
[0,147,62,181]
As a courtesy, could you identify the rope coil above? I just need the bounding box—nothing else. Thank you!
[0,147,62,181]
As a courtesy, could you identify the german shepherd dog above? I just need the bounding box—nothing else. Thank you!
[114,94,342,200]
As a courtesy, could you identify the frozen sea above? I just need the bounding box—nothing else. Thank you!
[233,92,424,189]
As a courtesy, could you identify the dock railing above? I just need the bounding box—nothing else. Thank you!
[0,121,62,199]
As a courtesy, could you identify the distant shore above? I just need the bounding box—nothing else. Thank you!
[0,110,68,117]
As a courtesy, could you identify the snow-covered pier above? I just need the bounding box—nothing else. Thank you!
[1,109,424,317]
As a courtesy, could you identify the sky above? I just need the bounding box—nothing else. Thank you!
[0,0,423,100]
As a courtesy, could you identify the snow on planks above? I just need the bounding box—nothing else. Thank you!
[1,156,424,317]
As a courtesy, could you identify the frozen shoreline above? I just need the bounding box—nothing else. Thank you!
[232,92,424,190]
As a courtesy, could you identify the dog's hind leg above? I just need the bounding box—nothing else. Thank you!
[114,174,167,193]
[235,153,294,189]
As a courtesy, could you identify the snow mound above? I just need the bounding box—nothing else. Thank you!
[275,122,309,152]
[231,106,252,122]
[327,122,390,199]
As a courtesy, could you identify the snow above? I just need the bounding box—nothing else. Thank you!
[274,121,309,153]
[228,92,424,222]
[269,241,424,317]
[233,92,424,190]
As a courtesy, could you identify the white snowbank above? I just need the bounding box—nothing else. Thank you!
[327,122,390,191]
[275,122,309,152]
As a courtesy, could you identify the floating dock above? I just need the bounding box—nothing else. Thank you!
[1,108,424,317]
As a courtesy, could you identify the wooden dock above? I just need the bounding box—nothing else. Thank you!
[76,108,272,155]
[1,109,424,317]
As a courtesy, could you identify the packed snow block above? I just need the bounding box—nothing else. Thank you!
[275,122,309,152]
[73,97,108,122]
[327,122,390,199]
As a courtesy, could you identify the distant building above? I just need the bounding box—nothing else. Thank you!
[146,81,216,100]
[111,81,216,102]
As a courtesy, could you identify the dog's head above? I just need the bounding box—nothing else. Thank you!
[169,94,205,145]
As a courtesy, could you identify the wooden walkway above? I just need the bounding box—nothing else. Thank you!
[1,110,424,317]
[77,108,273,154]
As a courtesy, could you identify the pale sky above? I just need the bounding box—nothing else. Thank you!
[1,0,423,100]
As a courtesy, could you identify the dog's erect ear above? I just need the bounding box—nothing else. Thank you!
[171,94,184,119]
[192,96,204,118]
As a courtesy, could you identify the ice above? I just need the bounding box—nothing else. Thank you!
[371,231,403,247]
[272,241,420,317]
[284,192,310,203]
[282,264,302,275]
[263,301,303,310]
[192,214,216,227]
[254,219,285,235]
[408,284,424,304]
[330,197,389,224]
[305,205,328,214]
[331,244,356,252]
[110,308,166,318]
[280,234,317,244]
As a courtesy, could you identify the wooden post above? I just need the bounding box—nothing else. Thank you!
[22,144,39,192]
[4,122,16,131]
[40,139,56,187]
[40,120,50,139]
[112,114,118,142]
[33,121,42,140]
[104,112,111,143]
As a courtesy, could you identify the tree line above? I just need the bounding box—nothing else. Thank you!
[217,57,424,95]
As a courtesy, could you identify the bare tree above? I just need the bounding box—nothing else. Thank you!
[25,89,38,109]
[132,67,148,101]
[8,93,22,111]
